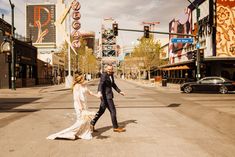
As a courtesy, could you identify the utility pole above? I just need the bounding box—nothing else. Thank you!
[196,4,201,81]
[9,0,15,90]
[54,0,81,88]
[187,0,200,80]
[68,12,71,77]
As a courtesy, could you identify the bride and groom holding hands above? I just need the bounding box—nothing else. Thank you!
[47,64,126,140]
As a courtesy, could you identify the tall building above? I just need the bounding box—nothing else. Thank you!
[160,0,235,83]
[81,31,95,51]
[0,18,38,88]
[100,18,118,70]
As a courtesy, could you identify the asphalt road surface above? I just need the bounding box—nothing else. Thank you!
[0,79,234,157]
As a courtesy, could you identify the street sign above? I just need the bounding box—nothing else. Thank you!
[196,43,200,49]
[171,38,193,43]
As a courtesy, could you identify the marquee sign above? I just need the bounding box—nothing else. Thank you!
[71,0,81,48]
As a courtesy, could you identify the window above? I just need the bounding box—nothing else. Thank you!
[214,78,223,83]
[26,65,33,78]
[201,78,214,84]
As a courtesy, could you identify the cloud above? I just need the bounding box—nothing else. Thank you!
[1,0,189,46]
[0,0,11,15]
[0,8,10,15]
[80,0,189,45]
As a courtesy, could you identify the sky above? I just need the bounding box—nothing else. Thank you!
[0,0,189,47]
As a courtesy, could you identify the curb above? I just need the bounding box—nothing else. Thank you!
[124,79,180,90]
[0,84,66,95]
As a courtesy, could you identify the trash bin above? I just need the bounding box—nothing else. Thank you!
[162,79,167,87]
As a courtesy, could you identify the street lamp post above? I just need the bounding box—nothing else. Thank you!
[187,0,200,80]
[9,0,15,90]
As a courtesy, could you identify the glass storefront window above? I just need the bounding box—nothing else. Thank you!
[15,64,23,78]
[15,64,19,78]
[26,65,31,78]
[26,65,34,78]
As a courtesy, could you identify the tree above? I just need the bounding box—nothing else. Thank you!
[57,41,78,74]
[77,37,98,75]
[57,37,98,77]
[131,34,162,80]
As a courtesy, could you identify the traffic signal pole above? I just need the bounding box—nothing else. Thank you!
[196,4,201,81]
[187,0,201,80]
[117,28,195,37]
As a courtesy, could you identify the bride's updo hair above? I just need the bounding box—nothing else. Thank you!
[73,74,84,87]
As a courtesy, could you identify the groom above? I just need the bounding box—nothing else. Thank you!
[90,64,126,133]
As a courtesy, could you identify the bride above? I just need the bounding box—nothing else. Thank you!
[47,74,99,140]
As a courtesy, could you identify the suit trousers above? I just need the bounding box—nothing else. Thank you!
[91,98,118,128]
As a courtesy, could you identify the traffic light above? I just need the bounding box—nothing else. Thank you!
[196,8,200,19]
[200,50,204,61]
[113,23,118,36]
[144,26,150,38]
[192,51,196,60]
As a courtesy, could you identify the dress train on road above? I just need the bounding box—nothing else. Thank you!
[47,110,95,140]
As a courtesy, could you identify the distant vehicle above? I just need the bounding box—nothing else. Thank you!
[180,76,235,94]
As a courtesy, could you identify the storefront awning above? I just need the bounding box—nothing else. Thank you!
[159,60,194,68]
[204,57,235,61]
[161,65,189,71]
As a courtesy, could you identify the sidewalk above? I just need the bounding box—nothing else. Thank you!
[0,79,180,96]
[125,79,180,91]
[0,84,67,96]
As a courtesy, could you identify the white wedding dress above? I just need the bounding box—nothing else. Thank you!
[47,84,95,140]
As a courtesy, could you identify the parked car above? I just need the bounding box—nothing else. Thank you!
[180,76,235,94]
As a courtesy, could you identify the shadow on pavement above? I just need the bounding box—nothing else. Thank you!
[0,110,39,128]
[90,105,176,109]
[52,88,72,92]
[0,98,41,111]
[40,107,74,110]
[167,103,181,107]
[0,108,39,113]
[181,91,235,94]
[93,120,137,139]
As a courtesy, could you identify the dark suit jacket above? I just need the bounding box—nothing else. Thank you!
[98,72,121,99]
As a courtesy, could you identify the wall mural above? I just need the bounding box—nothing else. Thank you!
[168,7,192,64]
[216,0,235,57]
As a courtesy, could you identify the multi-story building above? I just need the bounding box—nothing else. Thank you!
[26,0,65,81]
[160,0,235,83]
[81,31,95,52]
[0,18,38,88]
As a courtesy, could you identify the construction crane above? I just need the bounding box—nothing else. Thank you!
[142,22,160,38]
[142,21,160,32]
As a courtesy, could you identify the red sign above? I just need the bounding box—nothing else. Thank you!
[71,0,81,11]
[217,0,235,7]
[71,0,81,48]
[72,11,81,20]
[71,30,81,40]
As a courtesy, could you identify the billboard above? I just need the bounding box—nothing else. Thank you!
[101,18,117,57]
[216,0,235,57]
[26,4,56,43]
